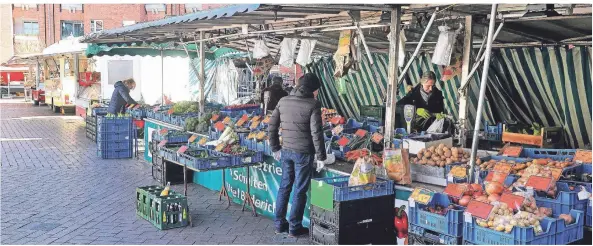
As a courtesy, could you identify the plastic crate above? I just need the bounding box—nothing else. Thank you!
[555,209,584,244]
[463,216,557,245]
[97,131,132,142]
[98,148,133,159]
[409,193,464,237]
[520,148,575,161]
[310,195,394,227]
[158,145,181,162]
[97,140,132,151]
[148,192,189,230]
[359,105,385,120]
[311,176,394,203]
[559,163,592,184]
[534,181,588,217]
[178,150,223,170]
[130,108,146,119]
[92,107,109,116]
[309,219,395,245]
[342,118,364,134]
[409,224,463,245]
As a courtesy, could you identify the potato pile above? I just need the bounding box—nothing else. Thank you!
[476,203,544,234]
[411,144,470,167]
[476,159,529,174]
[530,158,574,169]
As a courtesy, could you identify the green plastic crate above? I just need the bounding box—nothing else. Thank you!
[136,185,189,230]
[359,105,385,120]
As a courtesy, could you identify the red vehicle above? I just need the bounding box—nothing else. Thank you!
[31,89,45,105]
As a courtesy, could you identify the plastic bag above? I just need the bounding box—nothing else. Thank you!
[427,118,445,133]
[387,30,407,67]
[279,38,299,67]
[432,25,461,66]
[383,148,411,185]
[296,39,316,66]
[252,39,271,59]
[348,156,377,186]
[316,142,336,172]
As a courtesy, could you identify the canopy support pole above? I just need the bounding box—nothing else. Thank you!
[468,4,498,183]
[35,60,40,89]
[199,31,205,112]
[457,15,473,148]
[161,49,164,105]
[396,7,438,86]
[383,5,402,149]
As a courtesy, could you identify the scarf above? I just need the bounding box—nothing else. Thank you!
[420,88,432,104]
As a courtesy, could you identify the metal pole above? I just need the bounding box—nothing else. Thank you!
[161,49,164,105]
[468,4,498,183]
[396,8,438,86]
[458,15,473,148]
[36,61,40,89]
[383,6,401,149]
[199,31,205,112]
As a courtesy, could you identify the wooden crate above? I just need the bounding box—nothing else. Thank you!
[502,126,563,148]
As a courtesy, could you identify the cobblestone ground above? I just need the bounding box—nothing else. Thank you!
[1,100,310,245]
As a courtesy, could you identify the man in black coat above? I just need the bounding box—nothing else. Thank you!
[260,76,289,113]
[107,78,138,114]
[397,71,446,131]
[268,73,326,237]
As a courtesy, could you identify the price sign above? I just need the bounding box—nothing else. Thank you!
[177,146,189,154]
[550,168,562,181]
[223,117,231,124]
[499,193,525,210]
[153,106,160,112]
[525,176,553,191]
[332,125,344,136]
[214,121,226,132]
[485,171,509,183]
[355,129,368,138]
[493,163,512,174]
[215,143,225,152]
[330,116,343,125]
[159,128,168,135]
[211,114,220,122]
[262,115,271,124]
[464,212,473,223]
[251,116,261,122]
[167,108,174,115]
[371,133,384,144]
[250,120,260,130]
[188,135,198,143]
[466,200,494,220]
[240,114,249,122]
[444,183,466,198]
[198,138,208,146]
[158,140,168,147]
[235,118,246,127]
[409,188,434,205]
[337,136,350,147]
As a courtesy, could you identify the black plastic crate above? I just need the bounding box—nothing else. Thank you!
[310,194,394,227]
[310,219,395,245]
[162,160,193,186]
[152,165,163,185]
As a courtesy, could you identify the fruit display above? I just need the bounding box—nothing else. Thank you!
[422,204,457,216]
[499,145,522,157]
[574,149,592,163]
[475,207,544,234]
[449,165,467,178]
[223,104,259,110]
[411,144,470,167]
[172,101,200,114]
[345,149,382,164]
[184,112,213,133]
[476,158,528,174]
[529,158,574,168]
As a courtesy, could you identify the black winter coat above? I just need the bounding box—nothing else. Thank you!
[268,87,326,161]
[107,81,138,114]
[260,84,289,112]
[397,85,445,114]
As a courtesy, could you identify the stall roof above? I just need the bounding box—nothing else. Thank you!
[81,4,591,55]
[43,37,87,55]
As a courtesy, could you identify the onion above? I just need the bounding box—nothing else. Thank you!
[485,182,504,195]
[488,194,501,202]
[459,195,471,207]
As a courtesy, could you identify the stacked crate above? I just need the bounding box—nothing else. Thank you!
[85,115,97,142]
[309,176,395,245]
[136,185,189,230]
[97,116,134,159]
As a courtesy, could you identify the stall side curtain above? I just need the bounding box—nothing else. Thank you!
[484,46,592,148]
[189,57,218,100]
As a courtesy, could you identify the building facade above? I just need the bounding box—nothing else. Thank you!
[9,3,226,59]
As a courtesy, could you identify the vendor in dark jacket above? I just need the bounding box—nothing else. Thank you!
[268,73,326,238]
[260,76,289,112]
[107,78,138,114]
[397,71,446,131]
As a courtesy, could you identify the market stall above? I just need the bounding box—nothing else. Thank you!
[80,3,592,245]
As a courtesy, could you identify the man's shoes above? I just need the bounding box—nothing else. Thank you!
[275,224,289,234]
[288,227,309,237]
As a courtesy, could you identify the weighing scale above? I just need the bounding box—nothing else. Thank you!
[404,104,416,134]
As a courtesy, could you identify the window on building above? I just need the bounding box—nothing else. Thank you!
[145,4,166,14]
[61,21,84,39]
[61,4,83,12]
[185,4,202,13]
[13,4,37,10]
[22,21,39,35]
[90,20,103,33]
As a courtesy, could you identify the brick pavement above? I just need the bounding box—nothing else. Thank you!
[1,101,311,245]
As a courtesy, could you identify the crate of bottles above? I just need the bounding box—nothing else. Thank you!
[136,185,189,230]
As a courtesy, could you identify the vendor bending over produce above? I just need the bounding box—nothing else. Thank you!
[107,78,138,114]
[397,71,448,132]
[268,73,326,237]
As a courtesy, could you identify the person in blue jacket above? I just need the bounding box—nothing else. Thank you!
[107,78,138,114]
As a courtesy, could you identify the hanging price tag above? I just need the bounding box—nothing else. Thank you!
[466,200,494,220]
[177,146,189,154]
[409,188,434,205]
[337,136,350,147]
[188,135,198,143]
[485,171,509,184]
[159,128,168,135]
[158,140,168,147]
[499,193,525,210]
[525,176,553,191]
[355,129,368,138]
[214,121,226,132]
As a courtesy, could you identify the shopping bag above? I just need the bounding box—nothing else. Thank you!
[279,38,299,67]
[348,156,377,186]
[383,148,411,185]
[427,118,445,133]
[296,39,316,66]
[253,39,271,59]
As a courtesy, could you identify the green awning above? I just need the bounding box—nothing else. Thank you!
[85,42,247,60]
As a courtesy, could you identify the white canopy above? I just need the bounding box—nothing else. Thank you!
[42,36,87,55]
